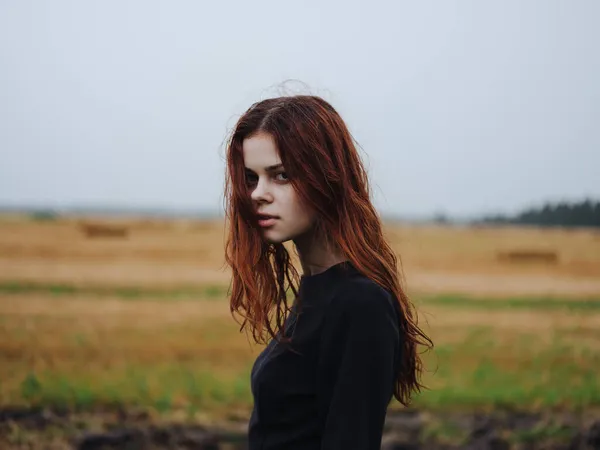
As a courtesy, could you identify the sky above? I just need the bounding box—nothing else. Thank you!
[1,1,598,219]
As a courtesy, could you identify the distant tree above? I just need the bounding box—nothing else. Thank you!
[433,211,450,225]
[474,199,600,228]
[30,210,58,222]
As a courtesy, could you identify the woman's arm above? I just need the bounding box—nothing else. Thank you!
[316,280,400,450]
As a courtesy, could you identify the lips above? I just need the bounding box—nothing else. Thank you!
[256,213,278,227]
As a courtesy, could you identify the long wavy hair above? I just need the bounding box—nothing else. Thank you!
[223,95,432,406]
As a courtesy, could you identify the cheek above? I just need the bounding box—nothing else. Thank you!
[278,187,316,225]
[290,199,316,227]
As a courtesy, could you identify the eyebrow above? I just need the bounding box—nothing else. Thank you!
[245,163,284,173]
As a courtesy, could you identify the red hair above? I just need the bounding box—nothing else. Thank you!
[223,95,432,406]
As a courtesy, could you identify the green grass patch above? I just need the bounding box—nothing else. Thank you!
[4,330,600,414]
[8,365,254,414]
[0,281,229,301]
[411,330,600,410]
[421,294,600,311]
[3,280,599,311]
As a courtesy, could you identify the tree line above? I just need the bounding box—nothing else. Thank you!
[475,199,600,228]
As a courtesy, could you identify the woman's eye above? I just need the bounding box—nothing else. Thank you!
[275,172,289,182]
[245,174,258,186]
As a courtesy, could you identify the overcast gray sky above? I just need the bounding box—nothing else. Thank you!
[1,1,598,218]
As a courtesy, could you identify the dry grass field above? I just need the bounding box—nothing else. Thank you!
[1,216,599,295]
[1,215,600,447]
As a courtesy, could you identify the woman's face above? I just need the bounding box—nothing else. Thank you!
[242,132,317,244]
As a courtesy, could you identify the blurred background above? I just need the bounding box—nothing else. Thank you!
[1,1,599,449]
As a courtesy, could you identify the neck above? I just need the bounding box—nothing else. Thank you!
[293,228,347,277]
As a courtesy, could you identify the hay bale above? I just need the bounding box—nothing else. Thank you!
[496,249,558,264]
[80,222,129,239]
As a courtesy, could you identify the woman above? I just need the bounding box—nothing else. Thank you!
[223,95,431,450]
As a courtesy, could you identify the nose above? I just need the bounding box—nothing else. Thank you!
[250,177,273,203]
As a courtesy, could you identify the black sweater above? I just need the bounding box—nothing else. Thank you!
[248,261,402,450]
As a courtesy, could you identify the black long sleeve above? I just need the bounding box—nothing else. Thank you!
[316,280,400,450]
[248,261,401,450]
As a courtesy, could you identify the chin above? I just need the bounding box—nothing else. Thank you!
[262,229,291,245]
[264,235,289,245]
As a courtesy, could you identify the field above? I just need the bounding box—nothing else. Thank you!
[1,216,600,448]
